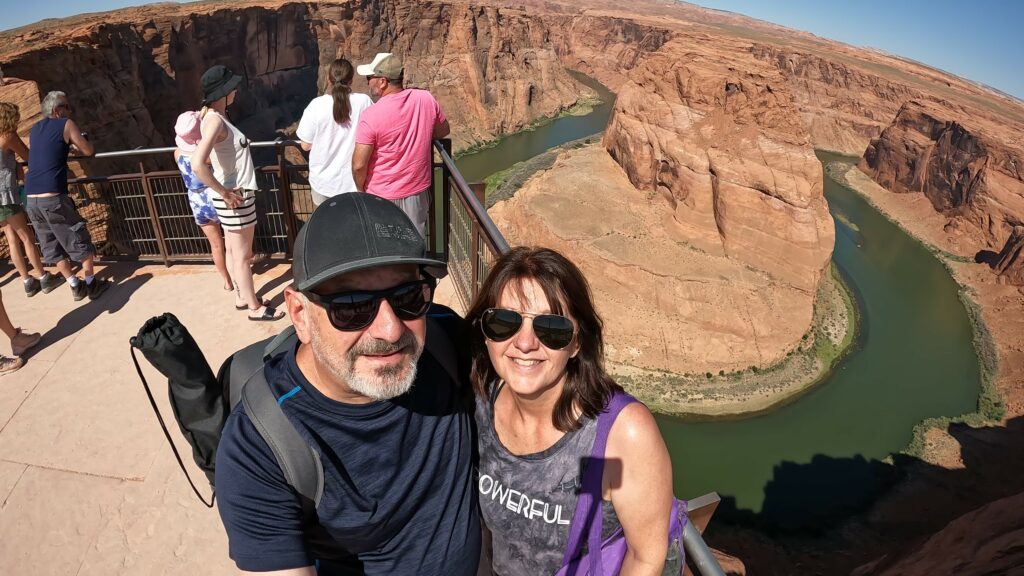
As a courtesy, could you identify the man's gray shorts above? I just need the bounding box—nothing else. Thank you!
[26,195,95,264]
[390,190,431,239]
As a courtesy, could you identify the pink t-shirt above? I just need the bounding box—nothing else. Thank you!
[355,89,446,200]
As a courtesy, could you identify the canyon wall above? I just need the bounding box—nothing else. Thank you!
[0,0,595,160]
[859,100,1024,250]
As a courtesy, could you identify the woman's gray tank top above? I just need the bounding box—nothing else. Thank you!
[0,148,19,205]
[475,382,621,576]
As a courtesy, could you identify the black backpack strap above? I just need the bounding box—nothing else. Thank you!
[240,366,324,510]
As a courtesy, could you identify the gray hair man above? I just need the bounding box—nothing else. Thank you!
[24,91,109,301]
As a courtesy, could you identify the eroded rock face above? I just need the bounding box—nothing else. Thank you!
[490,144,819,373]
[0,0,594,159]
[859,100,1024,249]
[995,226,1024,286]
[603,39,834,294]
[748,44,918,153]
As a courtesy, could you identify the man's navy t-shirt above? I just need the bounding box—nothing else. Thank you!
[215,342,480,575]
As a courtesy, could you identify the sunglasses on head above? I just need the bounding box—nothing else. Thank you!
[305,279,435,331]
[479,308,576,350]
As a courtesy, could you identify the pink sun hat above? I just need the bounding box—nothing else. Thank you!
[174,110,202,152]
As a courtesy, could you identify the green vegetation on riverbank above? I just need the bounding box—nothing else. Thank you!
[483,135,600,207]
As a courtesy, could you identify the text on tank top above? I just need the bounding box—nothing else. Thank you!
[475,382,621,576]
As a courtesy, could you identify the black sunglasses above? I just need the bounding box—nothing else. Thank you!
[305,279,435,331]
[479,308,576,350]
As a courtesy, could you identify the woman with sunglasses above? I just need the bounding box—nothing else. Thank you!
[466,246,674,576]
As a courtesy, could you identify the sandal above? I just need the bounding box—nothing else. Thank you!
[235,299,271,310]
[248,305,285,322]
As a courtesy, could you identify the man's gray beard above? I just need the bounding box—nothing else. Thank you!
[309,322,422,401]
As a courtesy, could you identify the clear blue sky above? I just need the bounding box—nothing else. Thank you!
[2,0,1022,99]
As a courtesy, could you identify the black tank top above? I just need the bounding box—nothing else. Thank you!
[25,117,70,195]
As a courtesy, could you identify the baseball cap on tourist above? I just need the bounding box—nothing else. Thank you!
[174,111,202,152]
[201,65,242,105]
[355,53,404,81]
[293,193,447,292]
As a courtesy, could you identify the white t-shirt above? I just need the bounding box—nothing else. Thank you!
[296,92,373,198]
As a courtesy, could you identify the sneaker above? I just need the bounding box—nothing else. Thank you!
[86,277,111,300]
[11,329,40,357]
[24,277,41,298]
[71,280,87,301]
[40,274,65,294]
[0,355,24,376]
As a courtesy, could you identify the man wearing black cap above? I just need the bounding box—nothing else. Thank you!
[215,193,479,575]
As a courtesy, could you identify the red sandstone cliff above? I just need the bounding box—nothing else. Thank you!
[0,0,595,157]
[859,100,1024,250]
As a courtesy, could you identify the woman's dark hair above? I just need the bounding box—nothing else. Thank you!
[329,58,355,124]
[465,246,622,432]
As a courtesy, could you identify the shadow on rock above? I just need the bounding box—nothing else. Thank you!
[704,415,1024,575]
[974,249,1000,266]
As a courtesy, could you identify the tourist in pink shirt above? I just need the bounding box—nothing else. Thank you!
[353,52,450,237]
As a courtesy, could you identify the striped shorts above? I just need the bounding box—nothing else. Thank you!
[211,189,257,230]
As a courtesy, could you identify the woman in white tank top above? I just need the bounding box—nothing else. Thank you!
[191,65,284,322]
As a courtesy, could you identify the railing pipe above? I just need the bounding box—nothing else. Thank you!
[683,521,726,576]
[431,140,510,255]
[69,139,304,160]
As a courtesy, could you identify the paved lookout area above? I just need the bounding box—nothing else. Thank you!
[0,261,461,575]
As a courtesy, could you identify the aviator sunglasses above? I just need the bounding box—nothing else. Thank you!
[479,308,576,350]
[304,279,435,331]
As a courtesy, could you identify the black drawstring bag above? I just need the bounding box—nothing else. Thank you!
[129,313,224,507]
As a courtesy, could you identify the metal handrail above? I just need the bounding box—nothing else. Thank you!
[684,521,727,576]
[84,138,303,160]
[432,140,510,256]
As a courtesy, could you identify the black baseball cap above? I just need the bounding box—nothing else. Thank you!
[293,193,447,292]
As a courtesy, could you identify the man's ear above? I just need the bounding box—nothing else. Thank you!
[285,285,313,343]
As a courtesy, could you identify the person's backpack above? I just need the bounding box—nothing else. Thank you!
[129,304,462,510]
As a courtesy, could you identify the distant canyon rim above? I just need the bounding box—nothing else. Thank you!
[1,0,1023,573]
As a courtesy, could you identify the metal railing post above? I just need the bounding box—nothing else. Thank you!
[683,521,726,576]
[470,182,487,297]
[138,161,170,266]
[427,143,438,257]
[441,139,452,260]
[277,147,297,255]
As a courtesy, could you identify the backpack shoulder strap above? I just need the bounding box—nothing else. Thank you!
[240,369,324,508]
[229,326,322,509]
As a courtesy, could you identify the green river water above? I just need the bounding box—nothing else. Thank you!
[455,76,981,525]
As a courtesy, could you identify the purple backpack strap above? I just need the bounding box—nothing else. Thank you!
[560,391,636,575]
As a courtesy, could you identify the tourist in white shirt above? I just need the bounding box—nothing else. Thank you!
[297,58,373,205]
